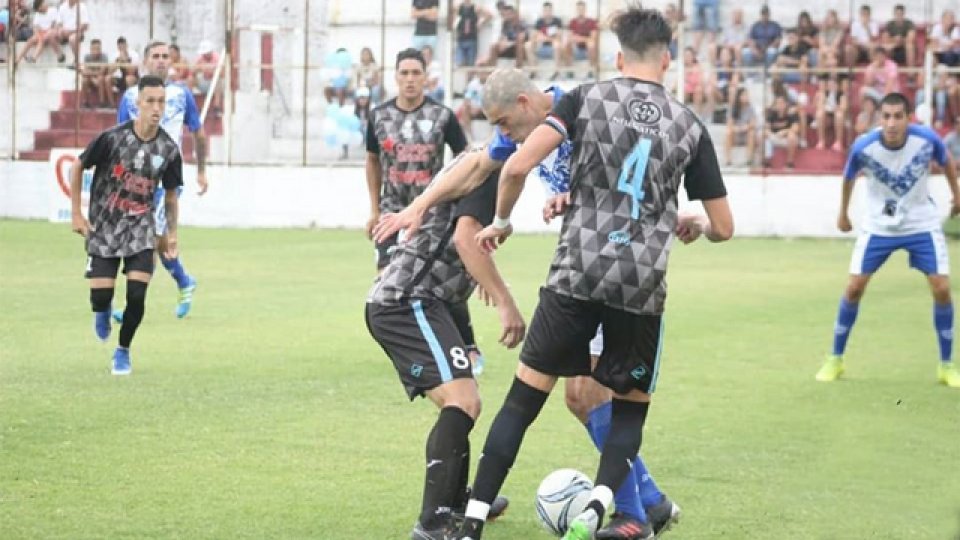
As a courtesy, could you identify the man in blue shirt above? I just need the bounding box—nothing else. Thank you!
[744,5,782,67]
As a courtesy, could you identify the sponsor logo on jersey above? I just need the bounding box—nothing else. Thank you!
[608,230,631,245]
[628,99,662,125]
[417,119,434,133]
[630,365,648,380]
[151,155,164,170]
[411,364,424,377]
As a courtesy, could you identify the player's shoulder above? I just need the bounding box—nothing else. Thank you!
[906,123,943,145]
[850,128,882,155]
[423,95,455,116]
[156,127,183,154]
[104,119,134,137]
[371,98,399,117]
[167,81,193,97]
[121,86,138,102]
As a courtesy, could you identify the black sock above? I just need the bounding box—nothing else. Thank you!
[90,287,114,313]
[420,407,475,529]
[471,377,549,505]
[451,440,471,512]
[447,300,477,348]
[595,399,650,493]
[118,280,148,348]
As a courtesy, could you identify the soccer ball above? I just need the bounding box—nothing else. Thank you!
[534,468,594,536]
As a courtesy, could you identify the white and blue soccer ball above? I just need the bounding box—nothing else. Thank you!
[534,468,594,536]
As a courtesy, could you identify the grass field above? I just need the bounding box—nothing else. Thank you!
[2,220,959,539]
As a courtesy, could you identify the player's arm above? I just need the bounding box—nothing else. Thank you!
[837,146,863,232]
[677,129,734,243]
[162,153,184,258]
[372,148,502,243]
[452,175,525,348]
[941,150,960,218]
[476,124,564,253]
[365,151,384,239]
[183,89,208,195]
[69,159,90,237]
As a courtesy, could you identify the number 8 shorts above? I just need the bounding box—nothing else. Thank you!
[365,298,474,400]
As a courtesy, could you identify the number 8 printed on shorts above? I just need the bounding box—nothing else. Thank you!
[618,139,652,220]
[450,347,470,370]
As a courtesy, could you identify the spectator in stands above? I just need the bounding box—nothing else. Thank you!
[692,0,719,53]
[683,47,709,120]
[847,4,880,65]
[744,5,782,68]
[712,45,740,112]
[819,10,845,64]
[563,1,597,72]
[357,47,382,104]
[323,46,352,107]
[944,117,960,160]
[56,0,88,67]
[477,4,526,68]
[765,95,800,169]
[456,70,487,141]
[928,67,959,129]
[796,11,819,67]
[929,9,960,67]
[111,36,139,98]
[411,0,439,52]
[861,46,900,103]
[193,40,223,112]
[531,2,562,77]
[421,45,444,102]
[663,3,680,59]
[355,85,372,145]
[452,0,491,68]
[814,76,847,152]
[771,78,809,148]
[854,95,880,137]
[720,8,749,65]
[725,87,757,167]
[775,28,810,84]
[881,4,916,68]
[2,1,34,53]
[815,50,851,100]
[81,37,109,108]
[16,0,63,64]
[167,44,191,83]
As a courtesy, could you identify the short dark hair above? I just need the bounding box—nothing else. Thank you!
[894,4,905,11]
[170,44,180,52]
[144,40,167,58]
[860,4,871,13]
[90,38,101,46]
[396,47,426,70]
[117,36,127,44]
[612,4,672,61]
[543,1,552,7]
[138,75,165,92]
[880,92,912,114]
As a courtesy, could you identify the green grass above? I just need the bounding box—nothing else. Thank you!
[1,220,959,539]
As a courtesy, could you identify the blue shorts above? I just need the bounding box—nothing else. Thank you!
[536,43,555,60]
[153,186,183,236]
[849,230,950,275]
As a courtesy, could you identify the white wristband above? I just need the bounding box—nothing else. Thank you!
[492,216,511,229]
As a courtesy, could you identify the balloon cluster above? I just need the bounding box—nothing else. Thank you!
[323,104,363,148]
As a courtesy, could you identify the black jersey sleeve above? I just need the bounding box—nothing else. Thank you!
[683,129,727,201]
[162,152,184,190]
[444,111,468,154]
[546,86,581,141]
[453,168,500,226]
[79,131,110,170]
[366,113,380,154]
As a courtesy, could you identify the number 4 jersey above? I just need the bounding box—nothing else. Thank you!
[544,77,727,315]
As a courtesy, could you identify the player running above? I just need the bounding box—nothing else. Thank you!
[374,68,681,539]
[365,152,517,540]
[70,75,183,375]
[455,7,733,540]
[816,92,960,386]
[115,40,208,320]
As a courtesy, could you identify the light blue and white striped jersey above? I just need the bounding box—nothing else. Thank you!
[844,124,949,236]
[117,81,202,150]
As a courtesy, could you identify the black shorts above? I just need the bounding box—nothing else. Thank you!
[365,299,474,400]
[85,250,155,279]
[375,232,399,269]
[520,288,663,395]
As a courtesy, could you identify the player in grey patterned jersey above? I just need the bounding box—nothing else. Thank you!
[365,148,522,539]
[70,75,183,376]
[456,7,734,540]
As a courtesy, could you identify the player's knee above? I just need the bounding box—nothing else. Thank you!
[90,288,114,312]
[564,385,591,423]
[443,394,481,420]
[931,279,952,303]
[126,280,149,307]
[845,282,867,302]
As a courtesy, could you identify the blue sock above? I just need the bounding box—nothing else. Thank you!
[161,255,191,289]
[832,298,859,356]
[632,455,664,509]
[585,401,647,522]
[934,302,953,362]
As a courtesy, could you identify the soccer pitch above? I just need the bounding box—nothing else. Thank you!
[1,220,959,539]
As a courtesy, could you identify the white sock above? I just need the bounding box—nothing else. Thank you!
[465,500,490,521]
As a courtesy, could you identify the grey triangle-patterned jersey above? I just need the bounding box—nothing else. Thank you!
[80,121,184,258]
[366,97,467,214]
[367,160,498,305]
[544,77,727,315]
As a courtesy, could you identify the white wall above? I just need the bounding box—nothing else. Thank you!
[4,160,957,237]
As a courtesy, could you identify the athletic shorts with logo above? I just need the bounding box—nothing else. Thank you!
[849,230,950,275]
[365,298,474,400]
[521,288,663,395]
[85,249,155,278]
